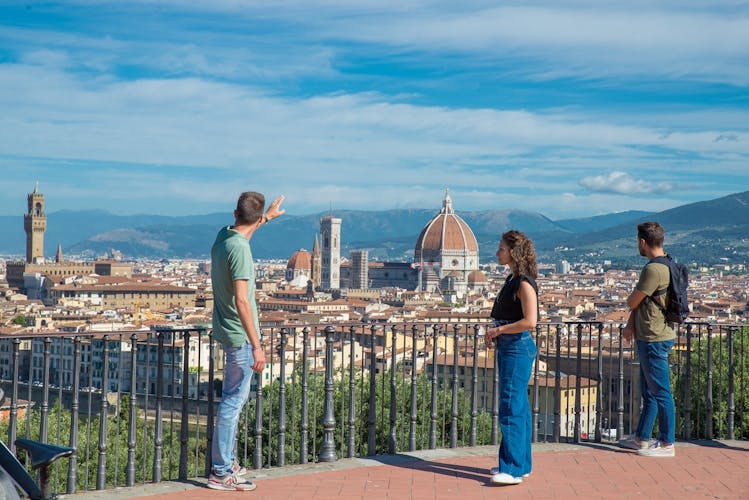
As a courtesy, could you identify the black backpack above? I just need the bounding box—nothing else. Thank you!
[648,255,689,324]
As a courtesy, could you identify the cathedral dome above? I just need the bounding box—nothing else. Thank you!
[287,249,312,271]
[414,191,479,263]
[467,270,488,284]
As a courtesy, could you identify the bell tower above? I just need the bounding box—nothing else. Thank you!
[320,215,341,289]
[24,182,47,263]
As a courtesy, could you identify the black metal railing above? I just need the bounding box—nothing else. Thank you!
[0,321,745,495]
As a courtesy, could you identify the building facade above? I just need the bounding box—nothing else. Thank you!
[350,250,368,290]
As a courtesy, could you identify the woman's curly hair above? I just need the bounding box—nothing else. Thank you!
[502,230,538,278]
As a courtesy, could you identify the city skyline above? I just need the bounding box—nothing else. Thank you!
[1,1,748,218]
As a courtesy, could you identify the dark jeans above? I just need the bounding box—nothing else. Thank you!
[635,338,676,444]
[495,331,536,477]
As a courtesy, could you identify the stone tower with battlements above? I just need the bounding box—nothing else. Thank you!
[24,182,46,263]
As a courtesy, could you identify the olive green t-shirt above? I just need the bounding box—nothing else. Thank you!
[634,262,676,342]
[210,226,261,347]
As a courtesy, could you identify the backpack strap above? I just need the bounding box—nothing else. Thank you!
[646,255,671,313]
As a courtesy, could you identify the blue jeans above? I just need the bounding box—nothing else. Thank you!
[495,331,536,477]
[211,343,255,476]
[635,339,675,444]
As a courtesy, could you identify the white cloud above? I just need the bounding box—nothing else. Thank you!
[578,171,675,195]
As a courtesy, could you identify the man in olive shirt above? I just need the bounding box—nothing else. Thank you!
[208,191,285,491]
[620,222,676,457]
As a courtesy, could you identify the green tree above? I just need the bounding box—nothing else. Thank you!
[673,326,749,440]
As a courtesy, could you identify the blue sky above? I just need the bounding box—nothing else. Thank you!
[1,1,747,219]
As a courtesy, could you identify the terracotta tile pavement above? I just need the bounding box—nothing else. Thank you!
[92,441,749,500]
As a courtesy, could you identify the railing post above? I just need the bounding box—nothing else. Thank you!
[278,328,288,466]
[205,330,215,476]
[367,324,378,456]
[96,335,109,490]
[41,336,51,443]
[126,334,138,487]
[450,324,460,448]
[574,324,583,442]
[727,327,735,440]
[553,325,562,443]
[595,323,604,443]
[9,338,20,454]
[490,322,499,446]
[67,336,81,494]
[347,325,356,458]
[684,324,693,440]
[388,325,398,454]
[154,331,165,482]
[299,326,309,464]
[409,325,419,451]
[179,331,190,480]
[470,324,479,447]
[253,339,264,469]
[429,324,440,449]
[706,324,714,440]
[319,325,338,462]
[531,326,541,443]
[616,324,625,440]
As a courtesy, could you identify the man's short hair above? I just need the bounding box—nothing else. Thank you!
[637,221,665,248]
[235,192,265,224]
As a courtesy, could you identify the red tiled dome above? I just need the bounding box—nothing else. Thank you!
[467,270,488,284]
[414,193,478,262]
[287,249,312,271]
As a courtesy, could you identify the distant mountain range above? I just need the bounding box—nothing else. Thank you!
[1,191,748,267]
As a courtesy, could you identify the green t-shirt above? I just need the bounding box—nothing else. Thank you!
[634,261,676,342]
[211,226,260,347]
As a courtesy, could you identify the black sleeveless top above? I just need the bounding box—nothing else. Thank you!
[490,274,538,322]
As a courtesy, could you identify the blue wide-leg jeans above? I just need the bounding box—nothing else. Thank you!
[211,343,255,476]
[635,338,675,445]
[495,331,536,478]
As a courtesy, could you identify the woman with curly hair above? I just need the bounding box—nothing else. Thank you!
[484,230,539,485]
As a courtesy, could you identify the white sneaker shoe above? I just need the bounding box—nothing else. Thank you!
[636,441,675,457]
[489,466,529,478]
[490,472,522,485]
[618,434,650,450]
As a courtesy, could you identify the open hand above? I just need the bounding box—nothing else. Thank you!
[265,195,286,222]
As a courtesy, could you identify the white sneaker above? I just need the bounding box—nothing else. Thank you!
[207,473,257,491]
[489,466,529,478]
[490,472,522,485]
[637,441,675,457]
[618,434,650,450]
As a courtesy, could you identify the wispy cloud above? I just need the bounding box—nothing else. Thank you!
[579,171,676,195]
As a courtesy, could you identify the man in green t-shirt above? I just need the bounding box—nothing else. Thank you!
[208,191,285,491]
[619,222,676,458]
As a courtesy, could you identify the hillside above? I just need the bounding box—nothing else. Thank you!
[1,191,747,266]
[549,191,749,266]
